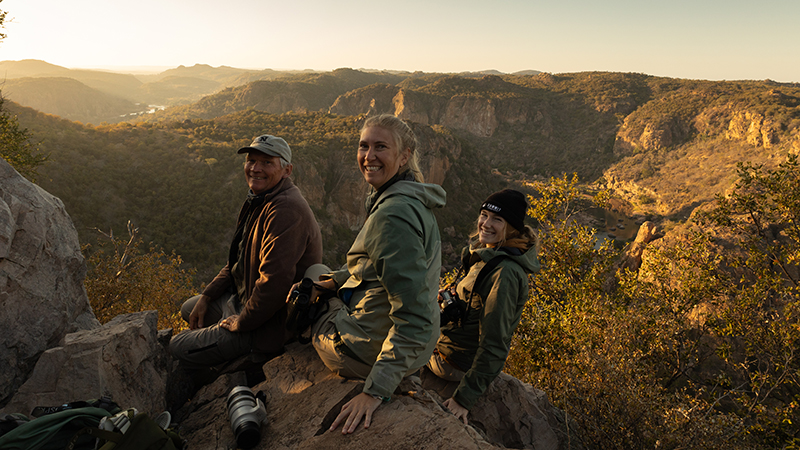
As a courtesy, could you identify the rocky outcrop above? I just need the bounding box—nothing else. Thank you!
[603,174,666,214]
[0,158,99,407]
[615,114,692,152]
[393,88,447,125]
[617,221,662,271]
[328,83,400,117]
[413,124,463,186]
[440,96,500,138]
[175,343,576,449]
[420,366,576,449]
[328,78,541,138]
[726,110,779,148]
[0,311,170,418]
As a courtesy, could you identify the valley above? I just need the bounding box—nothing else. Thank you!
[3,62,799,282]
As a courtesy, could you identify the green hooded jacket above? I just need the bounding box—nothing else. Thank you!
[330,179,446,399]
[436,243,540,410]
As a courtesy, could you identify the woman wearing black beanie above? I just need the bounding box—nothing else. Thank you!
[428,189,540,424]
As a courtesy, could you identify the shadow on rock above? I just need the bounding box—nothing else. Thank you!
[176,343,582,450]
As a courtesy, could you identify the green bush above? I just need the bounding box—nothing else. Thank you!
[505,162,799,449]
[83,221,197,331]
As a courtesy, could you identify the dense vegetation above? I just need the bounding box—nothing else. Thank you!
[506,160,799,448]
[0,98,47,180]
[83,221,195,331]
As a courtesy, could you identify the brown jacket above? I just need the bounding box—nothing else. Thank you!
[202,177,322,353]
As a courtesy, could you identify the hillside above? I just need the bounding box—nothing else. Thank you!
[5,70,800,282]
[1,77,142,124]
[144,68,411,121]
[136,63,292,85]
[0,59,144,101]
[0,60,311,114]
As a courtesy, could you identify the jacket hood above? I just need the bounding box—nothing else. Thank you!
[474,244,540,274]
[372,180,446,212]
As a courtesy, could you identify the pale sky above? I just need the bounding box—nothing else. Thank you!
[1,0,798,82]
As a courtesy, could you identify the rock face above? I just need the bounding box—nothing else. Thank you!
[175,343,576,450]
[0,158,99,407]
[328,78,539,139]
[617,221,662,271]
[0,311,170,418]
[420,366,576,449]
[726,110,778,148]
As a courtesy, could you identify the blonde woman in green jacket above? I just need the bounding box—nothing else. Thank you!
[303,115,445,434]
[430,189,540,424]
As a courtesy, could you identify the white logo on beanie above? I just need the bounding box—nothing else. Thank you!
[482,202,501,212]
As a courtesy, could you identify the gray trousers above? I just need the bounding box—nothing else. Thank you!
[168,292,255,368]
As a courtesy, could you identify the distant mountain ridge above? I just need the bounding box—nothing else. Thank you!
[0,60,544,124]
[0,60,324,122]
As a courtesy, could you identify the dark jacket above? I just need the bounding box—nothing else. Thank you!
[202,177,323,353]
[436,243,540,410]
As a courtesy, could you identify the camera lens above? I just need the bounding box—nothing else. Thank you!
[227,386,267,449]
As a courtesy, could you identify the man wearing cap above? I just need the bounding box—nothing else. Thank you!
[169,134,323,371]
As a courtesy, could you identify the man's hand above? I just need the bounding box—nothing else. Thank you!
[443,397,469,424]
[219,314,241,332]
[286,278,336,304]
[188,295,212,329]
[329,392,382,434]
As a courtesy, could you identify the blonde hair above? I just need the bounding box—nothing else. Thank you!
[361,114,424,182]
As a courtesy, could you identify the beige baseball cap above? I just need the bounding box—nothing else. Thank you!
[238,134,292,164]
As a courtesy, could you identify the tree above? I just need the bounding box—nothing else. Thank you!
[0,1,7,41]
[0,98,48,180]
[0,3,48,180]
[83,221,197,331]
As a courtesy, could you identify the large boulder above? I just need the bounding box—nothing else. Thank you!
[176,343,577,449]
[420,368,577,449]
[0,158,99,407]
[0,311,170,418]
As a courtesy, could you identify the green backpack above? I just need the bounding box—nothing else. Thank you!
[0,405,185,450]
[0,407,112,450]
[67,412,185,450]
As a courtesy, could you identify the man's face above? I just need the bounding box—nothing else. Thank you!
[244,152,291,194]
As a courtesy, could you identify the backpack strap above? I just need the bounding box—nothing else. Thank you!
[466,246,524,310]
[472,255,507,295]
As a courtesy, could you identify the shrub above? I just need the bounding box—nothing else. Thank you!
[0,97,48,181]
[505,163,800,448]
[83,221,197,331]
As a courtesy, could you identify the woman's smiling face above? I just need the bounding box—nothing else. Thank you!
[358,126,410,189]
[477,209,508,245]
